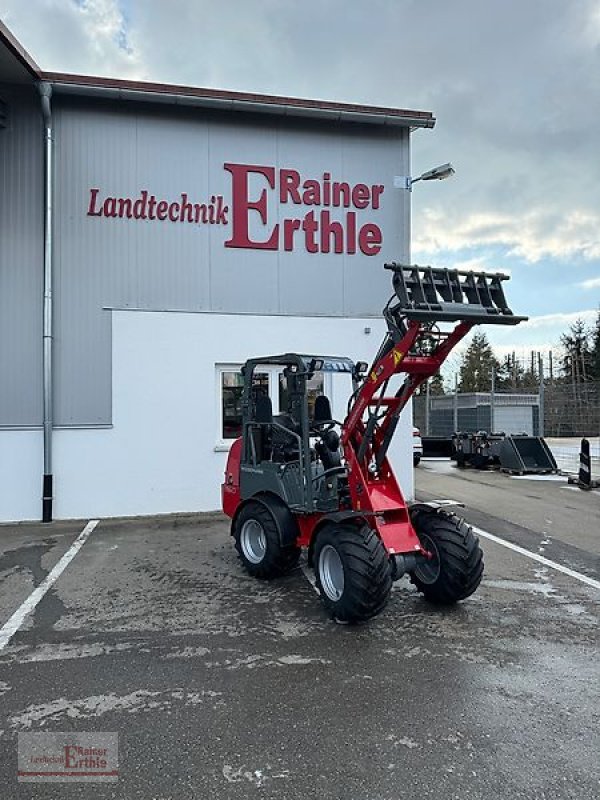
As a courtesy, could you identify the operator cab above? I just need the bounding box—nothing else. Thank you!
[239,353,366,513]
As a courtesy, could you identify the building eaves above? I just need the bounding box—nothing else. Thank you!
[0,19,41,79]
[41,71,436,129]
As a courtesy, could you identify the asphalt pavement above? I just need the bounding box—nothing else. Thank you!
[0,470,599,799]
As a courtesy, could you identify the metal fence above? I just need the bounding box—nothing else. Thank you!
[414,391,540,437]
[414,380,600,439]
[543,381,600,438]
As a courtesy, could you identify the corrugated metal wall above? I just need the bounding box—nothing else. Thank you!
[0,85,43,427]
[419,394,539,437]
[6,95,410,427]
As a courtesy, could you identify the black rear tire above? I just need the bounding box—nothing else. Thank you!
[314,523,392,623]
[409,509,483,604]
[233,501,300,579]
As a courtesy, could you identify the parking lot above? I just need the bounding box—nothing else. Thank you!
[1,464,599,799]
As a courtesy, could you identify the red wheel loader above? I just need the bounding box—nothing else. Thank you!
[222,264,526,622]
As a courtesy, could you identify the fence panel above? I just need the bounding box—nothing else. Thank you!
[414,381,600,439]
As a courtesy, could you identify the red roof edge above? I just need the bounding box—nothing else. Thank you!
[0,19,41,77]
[41,71,435,125]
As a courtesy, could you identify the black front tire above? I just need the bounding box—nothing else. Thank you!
[314,523,392,623]
[233,501,300,579]
[413,454,421,467]
[409,509,483,604]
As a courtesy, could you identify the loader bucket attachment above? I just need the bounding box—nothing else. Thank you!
[498,436,557,474]
[384,263,528,325]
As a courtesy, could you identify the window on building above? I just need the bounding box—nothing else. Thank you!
[278,372,324,421]
[219,364,327,445]
[220,369,269,440]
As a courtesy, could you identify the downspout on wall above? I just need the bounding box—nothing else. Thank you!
[39,81,53,522]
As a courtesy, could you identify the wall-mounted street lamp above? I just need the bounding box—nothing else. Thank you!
[402,162,455,191]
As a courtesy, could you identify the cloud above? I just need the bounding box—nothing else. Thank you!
[579,276,600,290]
[479,309,598,363]
[437,307,598,385]
[413,207,600,263]
[439,255,512,276]
[0,0,142,77]
[519,309,598,330]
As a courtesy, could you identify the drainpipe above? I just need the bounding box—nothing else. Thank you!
[39,81,53,522]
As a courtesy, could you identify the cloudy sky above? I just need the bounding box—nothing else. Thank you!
[2,0,599,373]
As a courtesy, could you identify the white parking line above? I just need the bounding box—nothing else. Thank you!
[302,516,600,593]
[422,498,600,591]
[471,525,600,591]
[0,519,99,651]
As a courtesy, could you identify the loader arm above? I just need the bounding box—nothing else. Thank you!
[340,263,526,557]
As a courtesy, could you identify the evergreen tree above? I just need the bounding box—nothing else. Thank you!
[520,352,540,389]
[458,332,499,392]
[429,372,446,395]
[496,352,544,389]
[560,318,592,383]
[591,307,600,380]
[496,353,525,389]
[414,371,445,396]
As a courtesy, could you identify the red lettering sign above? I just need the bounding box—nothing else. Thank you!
[224,163,278,250]
[86,163,385,256]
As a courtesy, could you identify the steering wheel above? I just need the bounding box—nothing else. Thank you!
[310,418,341,435]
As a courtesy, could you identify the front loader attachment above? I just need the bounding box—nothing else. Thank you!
[341,262,527,560]
[498,436,557,475]
[385,263,528,325]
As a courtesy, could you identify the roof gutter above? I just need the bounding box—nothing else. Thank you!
[47,81,436,129]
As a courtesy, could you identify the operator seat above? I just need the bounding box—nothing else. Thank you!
[313,395,342,471]
[252,391,273,462]
[313,395,334,427]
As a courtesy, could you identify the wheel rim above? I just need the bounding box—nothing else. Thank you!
[413,533,441,584]
[319,544,345,601]
[240,519,267,564]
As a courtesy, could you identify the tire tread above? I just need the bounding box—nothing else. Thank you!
[314,523,392,623]
[233,501,300,579]
[409,509,484,604]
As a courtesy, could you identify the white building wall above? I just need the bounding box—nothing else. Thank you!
[0,430,43,522]
[48,310,414,520]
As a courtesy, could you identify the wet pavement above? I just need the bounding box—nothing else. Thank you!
[417,457,600,556]
[0,480,599,799]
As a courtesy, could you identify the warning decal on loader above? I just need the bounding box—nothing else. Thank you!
[392,349,404,366]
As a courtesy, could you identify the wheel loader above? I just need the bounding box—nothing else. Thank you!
[222,263,526,622]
